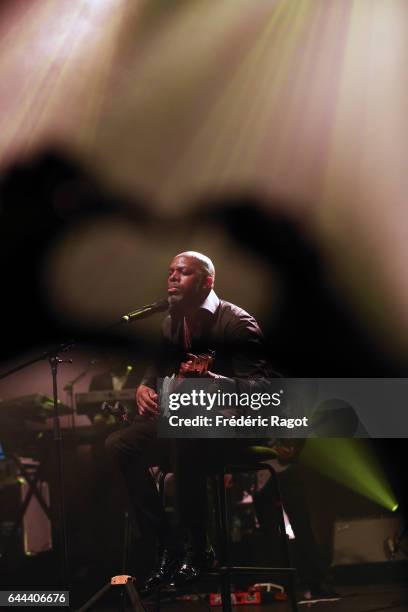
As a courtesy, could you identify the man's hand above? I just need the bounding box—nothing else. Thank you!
[136,384,158,417]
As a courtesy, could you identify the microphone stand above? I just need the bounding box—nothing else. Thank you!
[0,341,74,589]
[49,352,72,589]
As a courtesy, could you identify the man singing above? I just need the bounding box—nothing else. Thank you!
[105,251,270,594]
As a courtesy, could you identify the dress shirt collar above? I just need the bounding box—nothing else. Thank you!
[200,289,219,314]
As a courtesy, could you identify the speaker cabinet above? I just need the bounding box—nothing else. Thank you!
[332,515,406,566]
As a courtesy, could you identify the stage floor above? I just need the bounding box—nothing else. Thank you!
[75,583,408,611]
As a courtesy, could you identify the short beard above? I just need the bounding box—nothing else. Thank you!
[168,294,183,310]
[169,287,208,314]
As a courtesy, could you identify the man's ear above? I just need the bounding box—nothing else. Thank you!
[203,275,214,290]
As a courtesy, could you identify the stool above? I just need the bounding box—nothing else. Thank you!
[158,445,298,612]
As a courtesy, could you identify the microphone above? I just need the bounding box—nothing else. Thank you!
[121,298,169,323]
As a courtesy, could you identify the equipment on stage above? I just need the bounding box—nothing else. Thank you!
[76,390,136,404]
[0,394,71,461]
[75,389,137,419]
[0,394,71,424]
[332,515,407,565]
[384,525,408,560]
[0,456,17,489]
[76,574,145,612]
[0,455,52,564]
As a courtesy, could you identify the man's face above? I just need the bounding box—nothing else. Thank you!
[167,255,210,308]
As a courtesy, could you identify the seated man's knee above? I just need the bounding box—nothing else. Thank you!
[105,430,125,458]
[104,427,144,460]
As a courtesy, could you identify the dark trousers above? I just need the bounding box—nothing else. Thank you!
[105,416,247,550]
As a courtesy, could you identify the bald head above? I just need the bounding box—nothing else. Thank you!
[175,251,215,283]
[167,251,215,309]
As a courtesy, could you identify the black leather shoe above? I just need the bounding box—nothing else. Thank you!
[140,549,176,596]
[166,547,216,589]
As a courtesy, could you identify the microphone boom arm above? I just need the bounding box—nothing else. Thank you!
[121,299,169,323]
